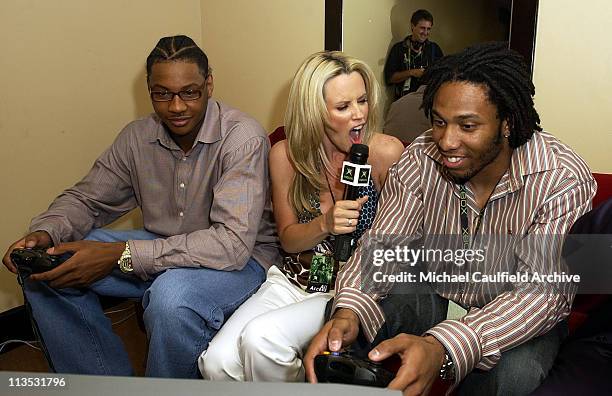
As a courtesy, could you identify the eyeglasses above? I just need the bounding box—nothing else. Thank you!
[149,81,207,102]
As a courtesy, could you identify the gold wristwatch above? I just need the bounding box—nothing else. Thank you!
[118,242,133,273]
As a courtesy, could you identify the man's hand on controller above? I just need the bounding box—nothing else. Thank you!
[29,240,126,288]
[2,231,52,274]
[304,308,360,383]
[368,334,445,396]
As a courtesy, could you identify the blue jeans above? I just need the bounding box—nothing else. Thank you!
[22,229,266,378]
[351,284,564,395]
[457,322,565,396]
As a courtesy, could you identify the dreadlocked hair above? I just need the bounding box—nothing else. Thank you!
[146,35,209,81]
[421,41,542,148]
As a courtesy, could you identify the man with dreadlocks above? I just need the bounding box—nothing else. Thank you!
[2,35,279,378]
[305,42,595,395]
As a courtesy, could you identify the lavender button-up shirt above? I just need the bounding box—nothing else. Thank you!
[30,99,279,280]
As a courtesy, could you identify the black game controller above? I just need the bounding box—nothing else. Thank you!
[314,351,395,387]
[10,248,70,277]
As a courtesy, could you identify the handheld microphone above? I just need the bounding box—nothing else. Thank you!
[334,143,370,261]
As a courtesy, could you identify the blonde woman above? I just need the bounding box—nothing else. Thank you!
[199,51,404,382]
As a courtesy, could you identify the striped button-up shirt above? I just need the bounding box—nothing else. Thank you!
[333,130,595,385]
[30,99,279,279]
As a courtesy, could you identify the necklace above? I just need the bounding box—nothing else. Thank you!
[324,172,339,205]
[459,174,504,247]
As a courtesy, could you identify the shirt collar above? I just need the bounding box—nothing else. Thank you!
[403,35,429,48]
[148,98,222,148]
[506,131,559,191]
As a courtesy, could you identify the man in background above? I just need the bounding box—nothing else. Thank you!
[384,9,443,101]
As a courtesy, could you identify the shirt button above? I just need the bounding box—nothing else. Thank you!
[179,212,184,217]
[179,182,185,188]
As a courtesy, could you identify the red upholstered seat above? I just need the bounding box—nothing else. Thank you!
[567,172,612,333]
[269,126,286,147]
[593,172,612,208]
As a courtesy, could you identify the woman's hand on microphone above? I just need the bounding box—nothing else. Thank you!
[321,196,368,235]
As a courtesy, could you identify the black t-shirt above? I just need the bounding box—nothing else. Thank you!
[384,36,443,99]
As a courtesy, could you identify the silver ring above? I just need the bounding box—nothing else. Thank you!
[347,219,353,227]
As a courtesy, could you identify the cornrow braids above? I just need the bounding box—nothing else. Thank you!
[421,41,542,148]
[146,35,209,81]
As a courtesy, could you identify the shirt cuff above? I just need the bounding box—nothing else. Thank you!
[333,287,385,343]
[129,239,155,281]
[29,225,62,248]
[425,320,482,386]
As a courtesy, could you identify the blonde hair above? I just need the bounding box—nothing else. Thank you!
[284,51,381,216]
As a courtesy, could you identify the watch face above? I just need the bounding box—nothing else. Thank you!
[440,353,454,380]
[118,243,133,273]
[119,258,133,273]
[119,256,134,273]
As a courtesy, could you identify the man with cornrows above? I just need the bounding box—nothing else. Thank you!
[2,35,279,378]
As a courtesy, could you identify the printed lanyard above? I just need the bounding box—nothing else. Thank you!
[459,184,489,249]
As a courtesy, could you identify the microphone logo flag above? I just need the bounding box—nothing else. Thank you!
[341,162,371,187]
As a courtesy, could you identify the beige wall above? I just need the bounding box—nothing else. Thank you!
[343,0,397,122]
[200,0,324,133]
[533,0,612,173]
[343,0,507,114]
[0,1,324,312]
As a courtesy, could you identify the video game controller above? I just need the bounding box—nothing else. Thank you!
[10,248,70,277]
[314,351,395,387]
